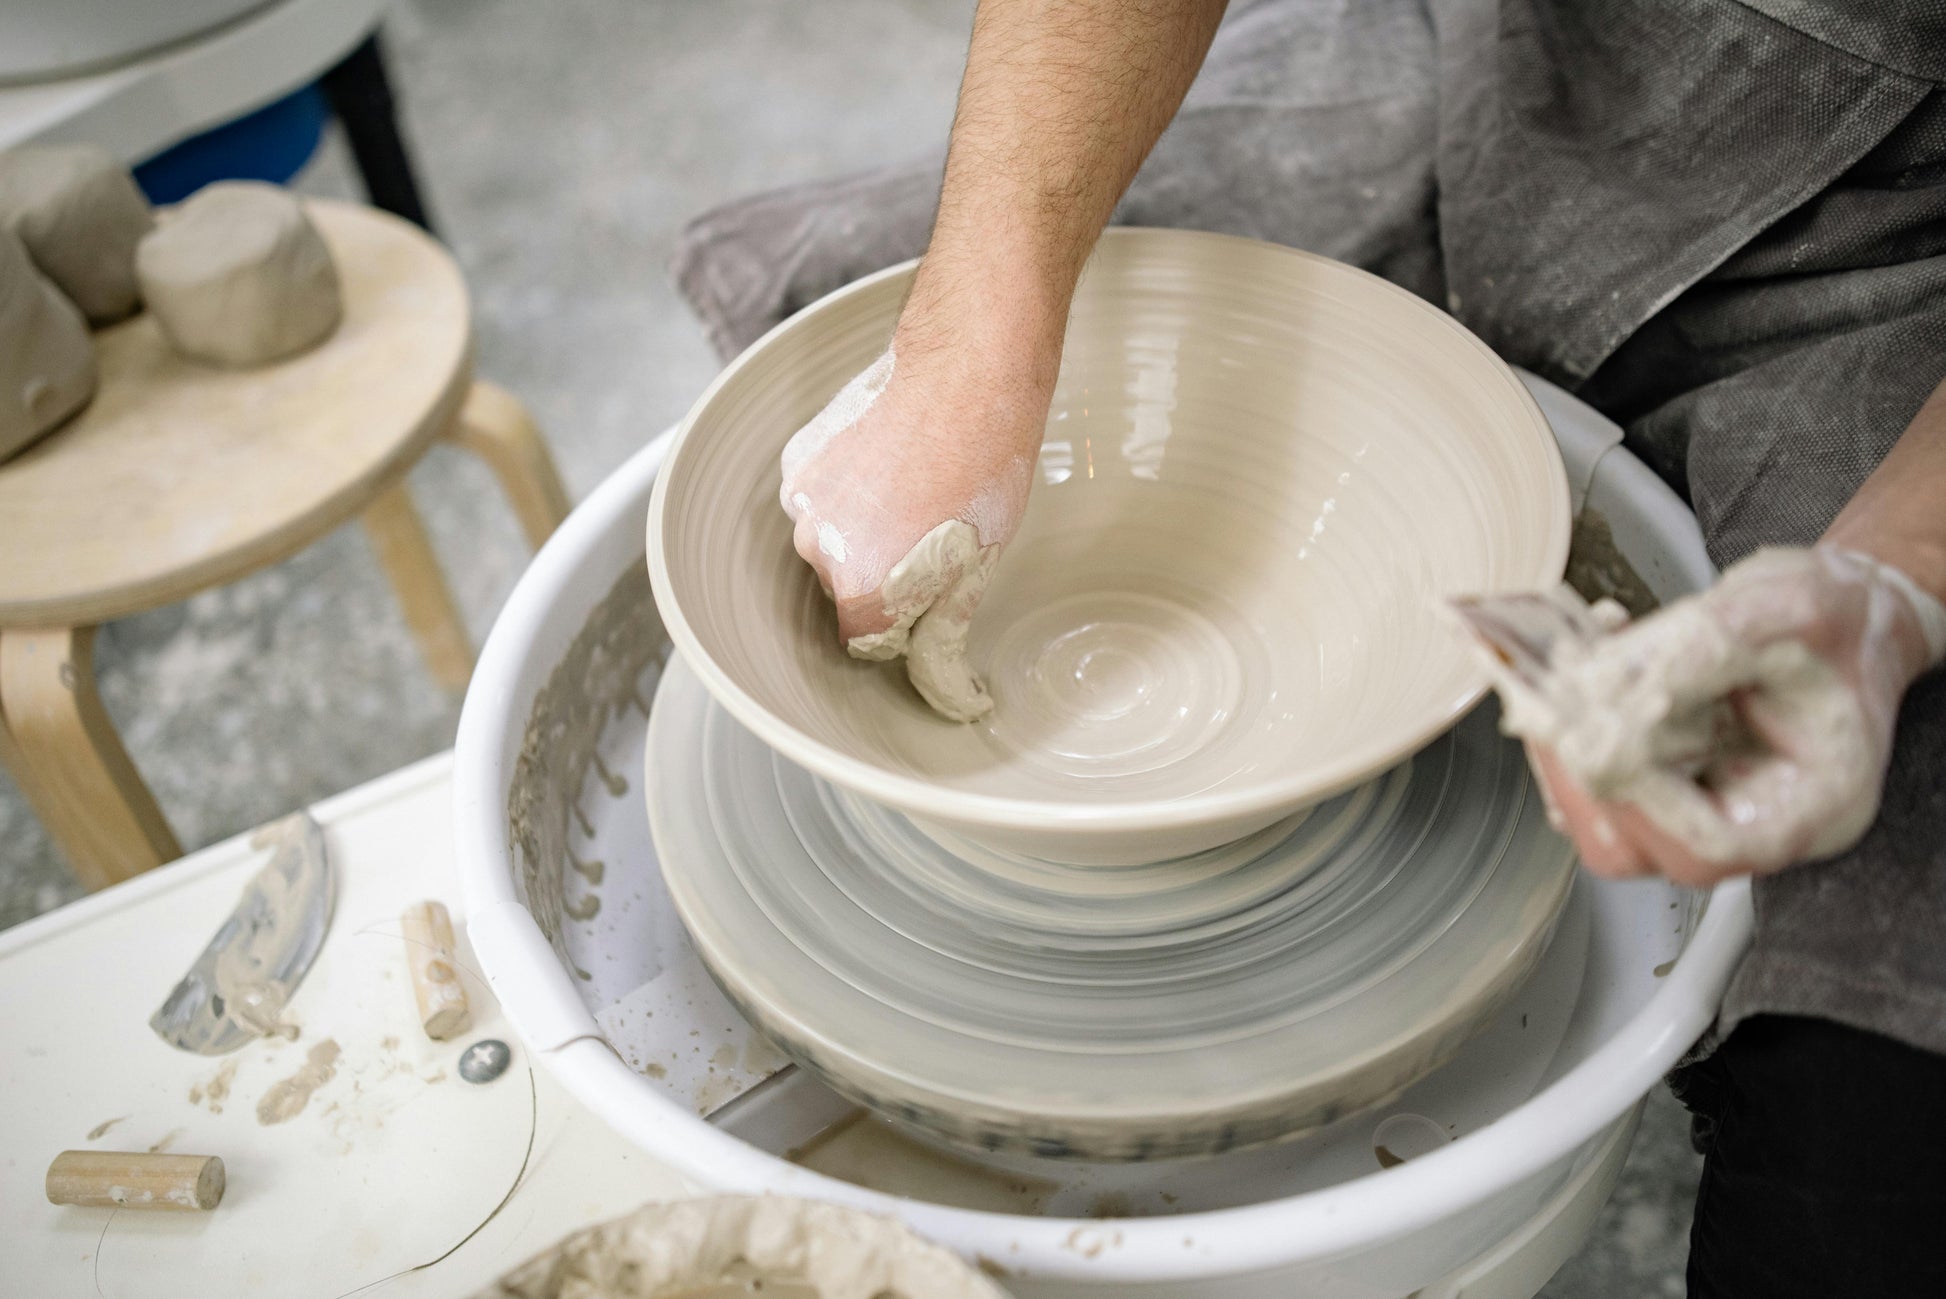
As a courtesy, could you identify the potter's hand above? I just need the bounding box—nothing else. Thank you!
[777,0,1228,718]
[779,346,1047,721]
[1491,547,1946,885]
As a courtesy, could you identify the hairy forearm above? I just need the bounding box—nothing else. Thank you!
[902,0,1227,376]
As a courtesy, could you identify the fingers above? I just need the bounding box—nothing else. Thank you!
[1489,549,1915,888]
[1529,745,1651,878]
[1527,743,1757,886]
[830,527,946,653]
[1532,704,1879,885]
[1523,741,1569,835]
[791,507,905,640]
[839,521,973,660]
[834,591,898,643]
[1604,802,1759,887]
[789,511,835,598]
[780,351,900,634]
[833,521,1001,724]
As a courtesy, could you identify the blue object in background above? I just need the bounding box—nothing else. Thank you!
[133,84,328,204]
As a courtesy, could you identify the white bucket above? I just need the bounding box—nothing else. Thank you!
[454,373,1749,1298]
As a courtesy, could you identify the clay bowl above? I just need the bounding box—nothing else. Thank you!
[649,229,1570,866]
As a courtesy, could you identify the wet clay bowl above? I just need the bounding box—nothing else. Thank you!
[649,228,1570,866]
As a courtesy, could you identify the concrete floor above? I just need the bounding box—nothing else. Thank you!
[0,1,1700,1292]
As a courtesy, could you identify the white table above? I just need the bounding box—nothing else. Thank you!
[0,753,696,1298]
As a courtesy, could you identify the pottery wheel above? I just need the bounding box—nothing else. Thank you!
[647,658,1574,1161]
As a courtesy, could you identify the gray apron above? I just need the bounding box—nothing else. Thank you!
[671,0,1946,1056]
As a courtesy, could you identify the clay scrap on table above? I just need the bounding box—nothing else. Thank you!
[136,181,342,367]
[0,144,154,324]
[0,225,96,463]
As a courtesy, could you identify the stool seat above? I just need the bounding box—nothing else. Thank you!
[0,199,468,628]
[0,200,570,894]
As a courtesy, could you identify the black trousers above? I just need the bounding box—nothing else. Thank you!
[1674,1015,1946,1298]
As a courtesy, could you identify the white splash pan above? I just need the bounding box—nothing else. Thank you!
[455,372,1752,1298]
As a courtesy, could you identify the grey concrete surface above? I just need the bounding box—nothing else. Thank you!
[0,1,1700,1293]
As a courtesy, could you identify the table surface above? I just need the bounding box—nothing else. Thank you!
[0,752,695,1297]
[0,199,471,628]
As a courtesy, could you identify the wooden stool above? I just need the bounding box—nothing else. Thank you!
[0,199,570,892]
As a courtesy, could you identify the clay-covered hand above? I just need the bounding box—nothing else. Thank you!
[1511,546,1946,885]
[779,347,1046,722]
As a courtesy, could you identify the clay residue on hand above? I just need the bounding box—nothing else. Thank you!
[848,520,1000,722]
[256,1038,341,1125]
[1465,575,1864,863]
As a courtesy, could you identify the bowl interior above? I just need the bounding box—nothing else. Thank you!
[653,229,1568,825]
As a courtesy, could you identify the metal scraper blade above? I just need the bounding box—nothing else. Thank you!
[150,811,335,1055]
[1447,586,1620,689]
[1451,587,1738,787]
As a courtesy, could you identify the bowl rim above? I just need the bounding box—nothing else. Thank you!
[648,227,1573,838]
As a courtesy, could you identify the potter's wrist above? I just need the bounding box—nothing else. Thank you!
[1876,560,1946,678]
[886,345,1055,465]
[1823,521,1946,648]
[1817,542,1946,681]
[1820,513,1946,607]
[894,280,1064,410]
[902,238,1071,360]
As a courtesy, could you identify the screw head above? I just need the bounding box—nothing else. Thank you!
[458,1037,512,1084]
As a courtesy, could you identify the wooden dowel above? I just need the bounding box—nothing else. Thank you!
[46,1151,224,1211]
[402,899,471,1040]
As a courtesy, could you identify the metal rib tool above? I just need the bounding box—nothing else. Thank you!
[150,812,335,1055]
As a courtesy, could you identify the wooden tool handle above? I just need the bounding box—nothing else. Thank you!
[402,899,471,1040]
[46,1151,225,1211]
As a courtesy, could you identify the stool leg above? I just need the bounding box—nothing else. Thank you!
[443,380,572,549]
[362,482,474,690]
[319,32,438,233]
[0,627,180,890]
